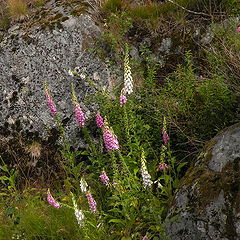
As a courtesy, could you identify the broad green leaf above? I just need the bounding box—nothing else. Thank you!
[109,218,125,226]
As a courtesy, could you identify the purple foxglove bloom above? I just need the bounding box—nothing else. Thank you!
[44,89,56,115]
[159,162,168,171]
[100,169,109,186]
[142,236,149,240]
[86,191,97,213]
[162,127,170,146]
[74,102,85,127]
[112,182,117,189]
[96,112,104,128]
[103,125,119,152]
[47,190,60,209]
[120,89,127,107]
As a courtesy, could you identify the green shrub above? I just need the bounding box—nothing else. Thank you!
[157,51,236,142]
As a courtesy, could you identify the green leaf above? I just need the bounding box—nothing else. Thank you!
[81,150,89,155]
[0,165,8,172]
[0,192,7,196]
[0,176,9,184]
[109,218,125,226]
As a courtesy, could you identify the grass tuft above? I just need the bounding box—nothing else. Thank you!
[6,0,28,20]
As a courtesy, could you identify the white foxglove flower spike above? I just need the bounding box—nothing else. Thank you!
[124,44,133,95]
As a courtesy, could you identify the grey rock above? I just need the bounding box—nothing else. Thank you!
[0,1,116,150]
[165,123,240,240]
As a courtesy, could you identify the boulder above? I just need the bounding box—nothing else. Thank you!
[165,123,240,240]
[0,0,115,152]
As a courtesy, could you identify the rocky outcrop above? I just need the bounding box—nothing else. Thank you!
[165,123,240,240]
[0,0,115,152]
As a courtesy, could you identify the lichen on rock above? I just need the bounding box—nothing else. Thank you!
[165,123,240,240]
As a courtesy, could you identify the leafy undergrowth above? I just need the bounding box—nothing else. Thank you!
[0,190,83,240]
[1,2,240,239]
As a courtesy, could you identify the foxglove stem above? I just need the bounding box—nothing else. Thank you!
[55,113,66,147]
[110,152,119,185]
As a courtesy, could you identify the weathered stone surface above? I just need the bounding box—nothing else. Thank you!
[165,123,240,240]
[0,1,115,151]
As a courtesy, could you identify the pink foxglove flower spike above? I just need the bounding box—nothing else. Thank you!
[120,88,127,107]
[74,102,85,127]
[86,191,97,213]
[47,189,60,209]
[44,82,57,115]
[103,120,119,152]
[162,117,170,146]
[96,112,104,128]
[159,162,168,171]
[100,169,109,186]
[71,83,85,127]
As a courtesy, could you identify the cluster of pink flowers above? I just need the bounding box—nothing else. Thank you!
[103,122,119,152]
[86,191,97,213]
[238,27,240,32]
[120,89,127,107]
[162,127,170,146]
[44,88,56,115]
[96,112,104,128]
[74,102,85,127]
[100,169,109,186]
[159,162,168,171]
[142,236,149,240]
[47,190,60,209]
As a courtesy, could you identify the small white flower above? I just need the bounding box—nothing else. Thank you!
[80,178,88,193]
[68,69,74,77]
[80,73,86,80]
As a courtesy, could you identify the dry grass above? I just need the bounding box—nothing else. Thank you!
[6,0,28,20]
